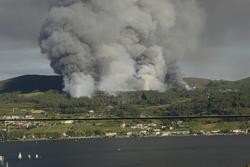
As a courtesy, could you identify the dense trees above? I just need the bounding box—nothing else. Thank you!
[0,78,250,117]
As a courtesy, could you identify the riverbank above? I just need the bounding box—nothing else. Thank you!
[2,118,250,141]
[1,132,250,143]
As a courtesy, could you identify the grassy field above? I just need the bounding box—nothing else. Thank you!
[1,118,249,141]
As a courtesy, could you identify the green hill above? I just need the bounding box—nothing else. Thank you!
[183,77,212,89]
[0,75,63,93]
[0,75,249,118]
[235,77,250,86]
[184,77,250,90]
[0,75,249,94]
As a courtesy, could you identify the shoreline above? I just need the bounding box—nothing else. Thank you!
[1,133,250,143]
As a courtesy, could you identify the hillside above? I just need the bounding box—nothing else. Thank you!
[1,75,250,141]
[235,77,250,87]
[183,78,212,89]
[0,75,249,123]
[0,75,63,93]
[0,75,249,94]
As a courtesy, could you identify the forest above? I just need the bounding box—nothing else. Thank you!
[0,77,249,118]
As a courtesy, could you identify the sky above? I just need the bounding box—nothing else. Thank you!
[0,0,249,81]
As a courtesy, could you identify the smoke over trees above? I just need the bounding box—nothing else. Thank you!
[39,0,205,97]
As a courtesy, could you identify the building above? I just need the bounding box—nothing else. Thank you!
[121,123,126,128]
[31,109,46,114]
[105,133,117,137]
[62,120,74,124]
[126,132,133,137]
[162,132,171,136]
[232,129,244,134]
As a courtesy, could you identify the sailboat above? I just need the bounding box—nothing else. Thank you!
[0,156,5,162]
[0,155,5,166]
[18,152,22,160]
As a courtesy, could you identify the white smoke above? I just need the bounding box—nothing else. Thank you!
[39,0,205,97]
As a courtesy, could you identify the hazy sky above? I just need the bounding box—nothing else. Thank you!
[0,0,249,81]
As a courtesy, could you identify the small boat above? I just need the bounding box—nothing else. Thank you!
[0,156,9,167]
[0,156,5,162]
[18,152,22,160]
[35,154,39,159]
[28,154,31,159]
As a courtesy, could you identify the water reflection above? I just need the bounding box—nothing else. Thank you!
[0,155,8,167]
[1,136,250,167]
[0,156,7,167]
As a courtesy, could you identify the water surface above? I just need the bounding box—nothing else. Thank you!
[0,135,250,167]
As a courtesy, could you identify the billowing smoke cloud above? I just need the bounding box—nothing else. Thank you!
[39,0,205,97]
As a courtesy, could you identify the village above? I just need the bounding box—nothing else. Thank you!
[104,121,250,138]
[1,109,250,141]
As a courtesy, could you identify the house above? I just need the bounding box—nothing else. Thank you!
[31,109,46,114]
[121,123,126,128]
[139,131,148,136]
[155,132,161,135]
[232,129,244,134]
[162,132,171,136]
[148,123,157,127]
[105,133,117,137]
[172,131,190,135]
[211,130,220,134]
[88,110,94,114]
[25,115,34,119]
[161,126,166,129]
[62,120,74,124]
[154,129,161,132]
[126,132,133,137]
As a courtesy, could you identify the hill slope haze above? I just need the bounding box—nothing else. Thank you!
[0,75,63,93]
[0,75,249,94]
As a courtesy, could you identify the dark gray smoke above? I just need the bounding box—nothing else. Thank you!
[39,0,205,97]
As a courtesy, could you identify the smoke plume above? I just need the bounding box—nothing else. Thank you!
[39,0,205,97]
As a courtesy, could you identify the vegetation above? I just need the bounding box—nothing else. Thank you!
[0,75,250,140]
[1,77,250,117]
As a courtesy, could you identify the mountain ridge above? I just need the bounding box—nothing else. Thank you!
[0,75,63,93]
[0,75,249,94]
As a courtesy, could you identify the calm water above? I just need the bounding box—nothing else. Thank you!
[0,135,250,167]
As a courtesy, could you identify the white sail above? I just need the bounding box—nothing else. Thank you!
[18,152,22,160]
[0,156,4,162]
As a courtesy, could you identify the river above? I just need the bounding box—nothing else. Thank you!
[0,135,250,167]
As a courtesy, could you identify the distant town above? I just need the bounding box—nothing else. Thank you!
[0,108,250,141]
